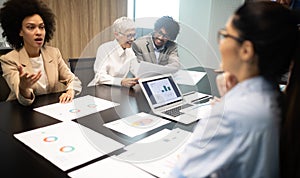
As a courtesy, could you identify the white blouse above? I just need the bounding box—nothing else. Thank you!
[29,54,49,95]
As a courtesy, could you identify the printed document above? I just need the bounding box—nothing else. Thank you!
[68,156,155,178]
[14,121,124,171]
[34,95,119,121]
[104,112,170,137]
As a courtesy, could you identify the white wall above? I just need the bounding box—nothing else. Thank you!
[178,0,245,69]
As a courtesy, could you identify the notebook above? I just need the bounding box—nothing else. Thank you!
[138,74,203,124]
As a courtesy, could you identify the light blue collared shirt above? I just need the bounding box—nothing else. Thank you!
[151,37,165,64]
[168,77,280,178]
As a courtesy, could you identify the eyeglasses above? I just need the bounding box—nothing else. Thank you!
[217,29,244,44]
[119,32,137,40]
[154,30,170,40]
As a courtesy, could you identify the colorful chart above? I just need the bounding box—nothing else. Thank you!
[87,104,97,108]
[69,109,80,113]
[43,136,58,142]
[131,118,154,127]
[60,146,75,153]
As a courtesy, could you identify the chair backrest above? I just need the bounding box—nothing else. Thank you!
[0,63,10,102]
[68,57,96,87]
[0,48,13,102]
[0,47,13,55]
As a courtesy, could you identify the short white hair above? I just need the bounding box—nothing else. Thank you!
[113,16,135,33]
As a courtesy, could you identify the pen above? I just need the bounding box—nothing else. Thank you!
[193,97,212,105]
[191,95,210,103]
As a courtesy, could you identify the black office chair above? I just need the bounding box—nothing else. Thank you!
[0,63,10,102]
[0,47,13,102]
[68,57,96,87]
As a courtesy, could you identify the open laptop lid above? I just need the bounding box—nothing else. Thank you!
[138,74,183,109]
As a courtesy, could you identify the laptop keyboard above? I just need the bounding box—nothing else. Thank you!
[163,103,193,117]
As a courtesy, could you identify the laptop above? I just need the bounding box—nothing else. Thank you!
[138,74,205,124]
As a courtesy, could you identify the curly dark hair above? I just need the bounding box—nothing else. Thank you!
[154,16,180,41]
[0,0,56,50]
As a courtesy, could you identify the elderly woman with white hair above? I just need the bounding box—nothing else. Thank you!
[89,16,138,87]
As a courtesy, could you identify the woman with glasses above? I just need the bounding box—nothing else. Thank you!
[168,1,299,178]
[132,16,180,69]
[89,16,139,87]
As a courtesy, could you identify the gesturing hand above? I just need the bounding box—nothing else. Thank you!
[18,66,42,98]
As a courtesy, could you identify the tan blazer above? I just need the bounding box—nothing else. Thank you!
[132,35,180,69]
[0,46,81,106]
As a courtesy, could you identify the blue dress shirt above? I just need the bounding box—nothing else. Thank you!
[168,77,280,178]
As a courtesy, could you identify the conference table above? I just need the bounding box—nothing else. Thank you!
[0,67,219,177]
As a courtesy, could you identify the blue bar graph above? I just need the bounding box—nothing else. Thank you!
[161,85,171,92]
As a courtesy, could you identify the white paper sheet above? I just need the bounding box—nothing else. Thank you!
[133,142,187,178]
[14,122,124,171]
[68,156,155,178]
[181,103,212,119]
[117,128,191,163]
[135,128,172,144]
[135,61,178,78]
[173,69,206,85]
[119,128,192,178]
[34,95,119,121]
[103,112,170,137]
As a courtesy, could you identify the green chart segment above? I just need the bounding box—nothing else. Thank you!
[162,85,171,92]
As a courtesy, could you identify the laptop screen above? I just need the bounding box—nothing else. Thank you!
[141,75,182,108]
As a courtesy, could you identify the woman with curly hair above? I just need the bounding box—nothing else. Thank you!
[0,0,81,106]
